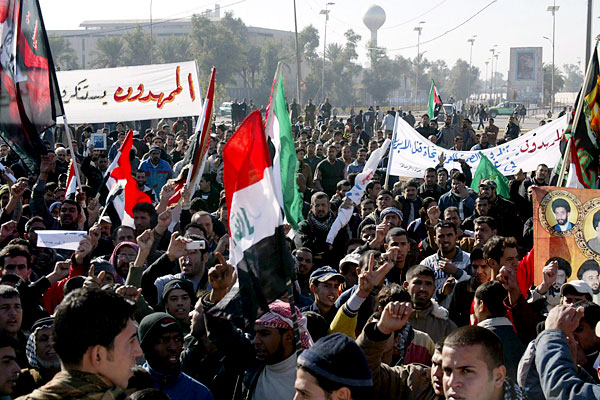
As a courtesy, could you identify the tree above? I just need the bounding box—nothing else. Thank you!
[155,36,191,64]
[259,39,292,90]
[122,26,153,66]
[363,45,399,104]
[324,30,362,106]
[189,12,247,85]
[563,63,584,92]
[48,35,79,70]
[543,63,565,105]
[447,59,480,101]
[298,25,321,101]
[90,36,124,68]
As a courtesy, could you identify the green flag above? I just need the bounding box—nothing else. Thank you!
[470,152,510,198]
[265,63,303,230]
[427,80,443,120]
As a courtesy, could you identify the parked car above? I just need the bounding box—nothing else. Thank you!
[219,101,232,117]
[437,103,456,122]
[488,101,524,118]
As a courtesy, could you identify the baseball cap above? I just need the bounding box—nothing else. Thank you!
[560,280,594,300]
[149,145,162,153]
[309,266,344,285]
[479,179,497,189]
[339,253,360,274]
[138,312,182,348]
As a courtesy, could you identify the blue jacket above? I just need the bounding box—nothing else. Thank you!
[145,363,214,400]
[535,329,600,399]
[139,158,173,197]
[438,189,477,220]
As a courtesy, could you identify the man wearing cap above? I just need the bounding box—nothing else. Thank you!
[295,333,373,400]
[161,279,195,334]
[139,145,173,198]
[139,312,213,400]
[302,267,345,324]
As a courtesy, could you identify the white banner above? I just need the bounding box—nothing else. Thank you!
[57,61,202,123]
[388,116,567,178]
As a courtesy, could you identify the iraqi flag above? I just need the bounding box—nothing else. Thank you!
[105,130,152,226]
[265,62,303,230]
[210,110,294,327]
[427,79,443,120]
[65,160,77,199]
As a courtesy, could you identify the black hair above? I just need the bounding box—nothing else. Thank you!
[183,222,208,238]
[443,326,504,372]
[358,250,380,272]
[25,216,45,233]
[0,331,18,351]
[53,288,135,367]
[130,389,171,400]
[434,220,457,234]
[470,247,485,263]
[593,209,600,230]
[132,202,156,217]
[474,216,497,232]
[573,300,600,331]
[0,244,30,268]
[483,236,518,263]
[406,264,435,282]
[377,283,411,307]
[311,191,329,204]
[451,172,466,183]
[127,366,154,392]
[386,227,408,243]
[551,198,571,213]
[0,284,20,299]
[475,281,507,317]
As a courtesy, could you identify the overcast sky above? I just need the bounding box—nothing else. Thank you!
[40,0,596,78]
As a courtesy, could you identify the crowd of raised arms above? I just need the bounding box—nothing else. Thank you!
[0,98,598,400]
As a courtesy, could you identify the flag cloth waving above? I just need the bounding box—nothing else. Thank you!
[265,62,303,230]
[211,110,294,327]
[427,80,443,120]
[65,161,77,200]
[470,152,510,198]
[0,0,64,174]
[105,130,152,226]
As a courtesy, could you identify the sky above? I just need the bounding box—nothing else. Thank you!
[40,0,596,79]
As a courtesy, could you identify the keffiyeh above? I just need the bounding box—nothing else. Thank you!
[256,300,313,349]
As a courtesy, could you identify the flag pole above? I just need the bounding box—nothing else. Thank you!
[557,138,572,187]
[384,113,399,189]
[63,116,85,202]
[558,39,599,186]
[286,279,302,355]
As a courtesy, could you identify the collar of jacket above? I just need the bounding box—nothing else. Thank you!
[478,317,513,329]
[28,370,127,400]
[412,299,449,321]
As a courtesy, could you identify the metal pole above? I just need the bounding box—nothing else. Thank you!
[293,0,301,104]
[150,0,153,64]
[490,49,495,104]
[467,38,475,102]
[485,61,489,100]
[586,0,593,65]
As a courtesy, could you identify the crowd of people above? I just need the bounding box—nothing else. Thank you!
[0,96,598,400]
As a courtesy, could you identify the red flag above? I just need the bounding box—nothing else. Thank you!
[106,130,151,226]
[170,67,216,206]
[65,161,77,199]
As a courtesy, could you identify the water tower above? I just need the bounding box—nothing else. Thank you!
[363,5,386,47]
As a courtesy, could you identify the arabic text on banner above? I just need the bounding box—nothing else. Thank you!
[388,116,567,178]
[533,186,600,304]
[56,61,202,124]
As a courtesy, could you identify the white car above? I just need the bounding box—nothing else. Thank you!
[219,101,232,117]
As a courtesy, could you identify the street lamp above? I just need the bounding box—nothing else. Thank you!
[467,36,476,102]
[485,60,489,100]
[320,2,335,100]
[150,0,153,64]
[547,2,559,113]
[413,21,425,106]
[489,45,497,104]
[494,53,500,103]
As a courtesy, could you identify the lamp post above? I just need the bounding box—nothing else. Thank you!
[320,2,335,100]
[149,0,153,64]
[485,60,489,100]
[494,53,500,103]
[467,36,476,102]
[413,21,425,106]
[547,2,559,113]
[489,45,497,104]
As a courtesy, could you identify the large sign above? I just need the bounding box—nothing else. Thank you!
[507,47,543,102]
[388,116,566,179]
[56,61,202,123]
[533,186,600,301]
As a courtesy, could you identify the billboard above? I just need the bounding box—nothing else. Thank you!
[507,47,543,102]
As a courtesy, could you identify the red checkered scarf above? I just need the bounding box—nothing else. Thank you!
[256,300,313,349]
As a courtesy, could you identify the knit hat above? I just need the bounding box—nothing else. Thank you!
[298,333,373,387]
[380,207,403,221]
[0,185,9,197]
[255,300,313,349]
[90,258,117,281]
[161,278,195,305]
[138,312,182,348]
[49,201,62,214]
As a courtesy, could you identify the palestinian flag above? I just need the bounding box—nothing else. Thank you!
[65,160,77,199]
[0,0,64,174]
[265,62,303,230]
[210,110,294,327]
[427,80,443,120]
[563,44,600,188]
[105,130,152,226]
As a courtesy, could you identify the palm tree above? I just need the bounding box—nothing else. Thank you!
[155,36,191,64]
[48,35,79,70]
[91,37,124,68]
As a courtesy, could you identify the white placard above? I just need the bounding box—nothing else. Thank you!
[36,230,87,251]
[388,116,567,178]
[56,61,202,123]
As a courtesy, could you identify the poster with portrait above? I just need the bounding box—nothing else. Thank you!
[516,50,536,80]
[533,186,600,300]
